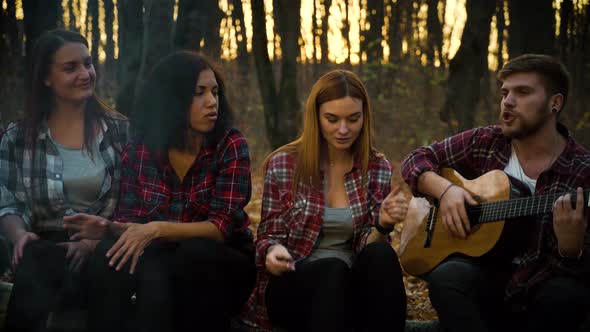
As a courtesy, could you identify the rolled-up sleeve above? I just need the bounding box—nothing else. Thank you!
[255,163,289,268]
[401,128,481,196]
[0,125,31,228]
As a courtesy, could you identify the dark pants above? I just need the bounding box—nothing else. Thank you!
[5,237,89,332]
[426,257,590,332]
[87,237,256,332]
[266,242,407,332]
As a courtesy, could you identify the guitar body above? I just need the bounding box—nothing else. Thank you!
[399,169,512,276]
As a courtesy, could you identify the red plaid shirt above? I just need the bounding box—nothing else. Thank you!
[401,124,590,305]
[241,151,393,328]
[113,128,252,247]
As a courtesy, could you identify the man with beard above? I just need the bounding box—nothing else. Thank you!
[401,54,590,332]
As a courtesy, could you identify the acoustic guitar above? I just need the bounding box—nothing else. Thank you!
[399,168,590,277]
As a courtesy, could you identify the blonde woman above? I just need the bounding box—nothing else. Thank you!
[242,70,408,331]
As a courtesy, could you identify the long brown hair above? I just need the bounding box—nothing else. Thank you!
[265,69,381,193]
[23,29,118,157]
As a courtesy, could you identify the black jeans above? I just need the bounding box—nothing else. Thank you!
[87,237,256,332]
[426,257,590,332]
[265,242,407,332]
[5,236,89,332]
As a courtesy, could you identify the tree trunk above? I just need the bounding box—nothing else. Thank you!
[22,0,60,57]
[496,0,506,72]
[5,0,19,56]
[320,0,332,65]
[559,0,573,61]
[388,0,404,64]
[104,0,115,68]
[175,1,223,57]
[343,0,351,68]
[116,0,143,115]
[276,0,302,146]
[363,0,384,64]
[312,0,318,75]
[231,0,249,76]
[88,0,100,77]
[67,0,76,31]
[426,0,443,67]
[507,0,555,57]
[136,0,174,99]
[441,0,496,132]
[251,0,301,149]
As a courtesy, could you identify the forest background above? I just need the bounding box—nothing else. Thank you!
[1,0,590,320]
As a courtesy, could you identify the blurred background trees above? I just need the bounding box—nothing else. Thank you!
[1,0,589,165]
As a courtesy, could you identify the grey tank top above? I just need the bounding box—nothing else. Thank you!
[51,135,106,214]
[306,206,354,267]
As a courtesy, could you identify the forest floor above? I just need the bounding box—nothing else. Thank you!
[245,174,439,321]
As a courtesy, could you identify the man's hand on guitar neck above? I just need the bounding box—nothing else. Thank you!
[553,187,587,258]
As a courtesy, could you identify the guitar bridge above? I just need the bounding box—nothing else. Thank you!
[424,206,437,248]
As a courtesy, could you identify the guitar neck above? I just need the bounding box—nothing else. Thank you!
[469,189,590,224]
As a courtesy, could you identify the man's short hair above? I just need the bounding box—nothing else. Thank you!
[498,54,570,108]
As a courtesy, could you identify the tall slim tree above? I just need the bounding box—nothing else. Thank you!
[87,0,100,84]
[507,0,555,57]
[231,0,249,75]
[22,0,61,57]
[342,0,351,68]
[363,0,384,64]
[104,0,115,76]
[558,0,573,61]
[426,0,443,67]
[441,0,496,131]
[251,0,301,149]
[116,0,143,115]
[175,0,223,58]
[136,0,174,96]
[388,0,405,64]
[67,0,76,31]
[495,0,506,72]
[320,0,332,65]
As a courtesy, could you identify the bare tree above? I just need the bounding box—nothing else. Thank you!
[116,0,143,115]
[251,0,302,149]
[175,1,223,57]
[507,0,555,57]
[136,0,174,94]
[231,0,249,75]
[441,0,496,131]
[320,0,332,66]
[426,0,443,67]
[22,0,61,57]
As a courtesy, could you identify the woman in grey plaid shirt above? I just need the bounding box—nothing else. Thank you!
[0,29,128,331]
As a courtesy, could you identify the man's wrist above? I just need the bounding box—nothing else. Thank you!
[558,246,584,260]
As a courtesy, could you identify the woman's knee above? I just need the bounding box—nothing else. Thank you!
[356,242,402,274]
[304,258,351,288]
[174,237,226,269]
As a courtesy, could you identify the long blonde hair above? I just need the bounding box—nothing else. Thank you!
[265,69,381,193]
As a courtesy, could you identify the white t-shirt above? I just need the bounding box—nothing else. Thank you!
[504,148,537,195]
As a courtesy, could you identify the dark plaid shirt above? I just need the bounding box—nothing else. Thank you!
[0,113,129,232]
[401,124,590,304]
[113,128,252,246]
[242,150,393,328]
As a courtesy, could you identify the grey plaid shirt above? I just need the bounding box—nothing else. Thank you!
[0,113,129,232]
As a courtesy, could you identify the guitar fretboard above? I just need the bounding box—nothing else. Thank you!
[467,189,590,224]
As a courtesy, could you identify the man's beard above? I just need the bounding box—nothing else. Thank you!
[502,104,551,140]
